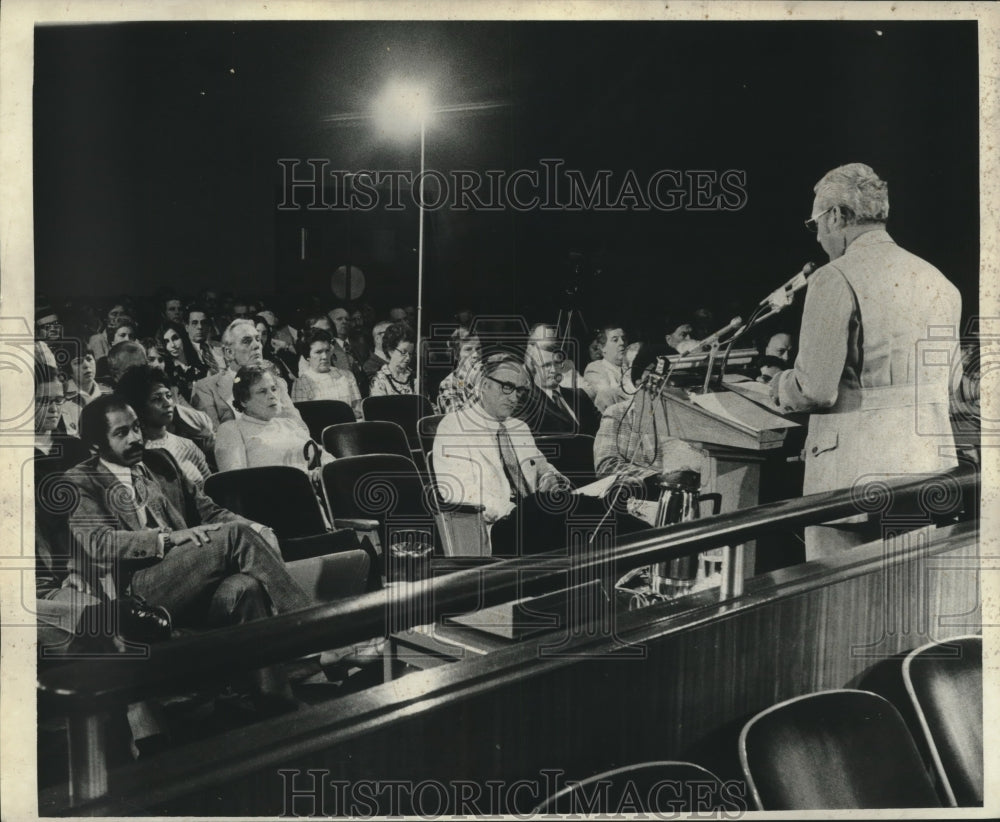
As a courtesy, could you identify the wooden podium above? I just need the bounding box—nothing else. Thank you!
[657,383,801,579]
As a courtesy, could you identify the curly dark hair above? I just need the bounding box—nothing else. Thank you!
[295,327,333,361]
[115,365,171,425]
[381,321,415,358]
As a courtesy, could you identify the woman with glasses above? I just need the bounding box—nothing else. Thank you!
[369,321,418,397]
[115,364,212,487]
[290,327,362,417]
[434,327,481,414]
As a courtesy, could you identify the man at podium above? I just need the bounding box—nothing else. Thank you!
[770,163,961,560]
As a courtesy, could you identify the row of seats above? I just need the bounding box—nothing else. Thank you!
[534,635,983,812]
[295,397,598,481]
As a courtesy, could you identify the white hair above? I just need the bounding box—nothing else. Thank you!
[814,163,889,225]
[222,318,257,348]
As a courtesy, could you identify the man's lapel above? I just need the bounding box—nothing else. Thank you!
[91,461,143,531]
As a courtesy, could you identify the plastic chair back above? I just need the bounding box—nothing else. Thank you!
[903,635,983,806]
[294,400,355,441]
[361,394,433,449]
[204,466,329,542]
[739,689,941,809]
[532,761,726,814]
[322,421,411,461]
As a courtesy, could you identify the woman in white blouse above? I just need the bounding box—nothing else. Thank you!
[583,324,628,412]
[289,328,362,418]
[216,365,332,473]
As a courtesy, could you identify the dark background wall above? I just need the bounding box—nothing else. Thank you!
[34,20,979,331]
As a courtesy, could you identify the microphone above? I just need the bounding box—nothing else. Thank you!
[696,316,743,350]
[760,262,818,310]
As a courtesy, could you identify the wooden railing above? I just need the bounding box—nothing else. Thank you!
[38,465,978,810]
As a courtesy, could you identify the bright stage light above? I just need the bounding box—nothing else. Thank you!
[373,80,433,140]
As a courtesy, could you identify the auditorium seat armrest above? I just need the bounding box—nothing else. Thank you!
[334,518,381,532]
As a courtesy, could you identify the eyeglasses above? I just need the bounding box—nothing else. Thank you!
[393,348,414,359]
[38,396,65,408]
[804,207,834,233]
[485,375,530,399]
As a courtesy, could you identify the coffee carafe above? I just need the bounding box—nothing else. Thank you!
[650,469,722,597]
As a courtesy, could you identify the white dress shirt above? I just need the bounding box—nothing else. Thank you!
[432,402,561,522]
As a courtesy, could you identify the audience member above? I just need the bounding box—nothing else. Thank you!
[66,395,310,710]
[158,320,210,399]
[756,331,794,383]
[584,324,628,412]
[525,323,595,399]
[33,362,90,472]
[88,302,131,361]
[116,365,212,487]
[363,320,392,378]
[290,328,362,415]
[369,322,417,396]
[191,319,301,429]
[185,304,225,375]
[254,314,297,385]
[161,293,184,325]
[432,353,573,554]
[593,343,708,484]
[215,365,330,472]
[348,306,373,365]
[663,314,697,355]
[326,305,361,375]
[519,345,601,437]
[65,343,108,407]
[261,308,298,355]
[435,327,481,414]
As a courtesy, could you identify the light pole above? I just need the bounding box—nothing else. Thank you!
[374,81,432,393]
[328,89,508,394]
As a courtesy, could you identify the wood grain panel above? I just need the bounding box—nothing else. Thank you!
[58,523,979,816]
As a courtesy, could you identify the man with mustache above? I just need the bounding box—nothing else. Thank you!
[63,395,314,710]
[64,394,312,624]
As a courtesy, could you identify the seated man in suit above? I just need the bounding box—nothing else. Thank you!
[518,345,601,437]
[524,322,595,400]
[65,395,314,708]
[191,318,302,430]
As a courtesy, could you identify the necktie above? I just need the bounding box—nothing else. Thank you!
[130,465,164,529]
[550,389,577,424]
[497,423,530,500]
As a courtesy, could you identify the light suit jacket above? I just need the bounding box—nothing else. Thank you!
[772,229,961,496]
[191,364,302,430]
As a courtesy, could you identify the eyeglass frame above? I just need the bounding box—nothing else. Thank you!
[804,206,834,233]
[392,346,414,359]
[484,374,530,399]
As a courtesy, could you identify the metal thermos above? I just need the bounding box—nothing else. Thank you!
[651,470,721,596]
